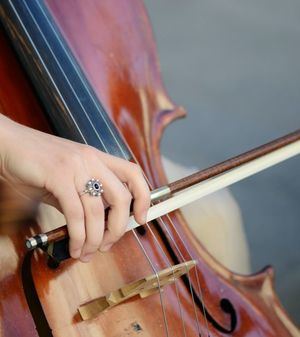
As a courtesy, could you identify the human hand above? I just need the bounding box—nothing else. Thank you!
[0,114,150,262]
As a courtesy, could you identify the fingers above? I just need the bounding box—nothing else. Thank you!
[75,175,105,262]
[98,153,151,225]
[50,182,85,259]
[96,166,132,252]
[4,118,150,260]
[45,145,149,261]
[127,166,150,224]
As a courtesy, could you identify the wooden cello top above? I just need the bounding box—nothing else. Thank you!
[0,1,299,336]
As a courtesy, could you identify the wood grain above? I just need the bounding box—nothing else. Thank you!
[0,0,298,336]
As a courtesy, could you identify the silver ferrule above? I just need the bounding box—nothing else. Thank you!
[26,237,38,250]
[40,233,48,245]
[150,186,171,203]
[25,233,48,250]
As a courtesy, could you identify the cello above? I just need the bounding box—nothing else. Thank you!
[0,0,299,336]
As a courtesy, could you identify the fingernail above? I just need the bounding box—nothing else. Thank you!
[80,253,93,263]
[100,243,113,252]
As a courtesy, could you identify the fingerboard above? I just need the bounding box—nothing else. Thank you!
[0,0,132,160]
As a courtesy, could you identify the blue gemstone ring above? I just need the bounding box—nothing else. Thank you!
[80,178,104,197]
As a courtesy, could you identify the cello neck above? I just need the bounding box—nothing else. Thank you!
[0,0,132,160]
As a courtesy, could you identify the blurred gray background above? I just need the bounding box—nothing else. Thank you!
[144,0,300,324]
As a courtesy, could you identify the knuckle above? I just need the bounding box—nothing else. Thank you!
[81,145,98,159]
[129,162,142,175]
[117,189,132,205]
[127,163,148,187]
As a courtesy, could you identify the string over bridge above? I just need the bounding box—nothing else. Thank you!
[78,260,197,320]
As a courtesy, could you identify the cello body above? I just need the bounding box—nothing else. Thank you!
[0,1,298,336]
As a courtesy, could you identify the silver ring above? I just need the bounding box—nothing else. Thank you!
[80,178,104,197]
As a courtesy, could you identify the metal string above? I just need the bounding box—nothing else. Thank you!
[165,214,210,336]
[35,0,128,158]
[141,223,188,337]
[132,230,171,337]
[6,2,87,144]
[19,0,211,335]
[136,172,209,337]
[32,2,190,335]
[34,1,210,335]
[26,1,108,151]
[12,1,170,335]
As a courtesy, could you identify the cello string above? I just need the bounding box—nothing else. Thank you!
[164,214,210,336]
[135,167,209,335]
[139,186,209,335]
[36,1,208,334]
[6,2,88,145]
[156,216,203,335]
[143,189,207,336]
[35,0,129,160]
[125,166,208,335]
[128,164,202,334]
[27,0,108,151]
[29,1,208,335]
[142,223,188,337]
[132,230,171,337]
[17,1,171,334]
[32,1,195,334]
[140,174,210,334]
[28,3,176,335]
[38,0,208,334]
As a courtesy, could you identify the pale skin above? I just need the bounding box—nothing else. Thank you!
[0,114,150,262]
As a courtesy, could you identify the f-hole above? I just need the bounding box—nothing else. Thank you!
[152,219,238,334]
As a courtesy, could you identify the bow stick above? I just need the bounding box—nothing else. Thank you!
[26,129,300,250]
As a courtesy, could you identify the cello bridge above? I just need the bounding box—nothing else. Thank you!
[78,259,197,320]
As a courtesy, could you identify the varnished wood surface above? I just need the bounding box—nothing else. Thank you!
[0,0,299,336]
[0,27,46,337]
